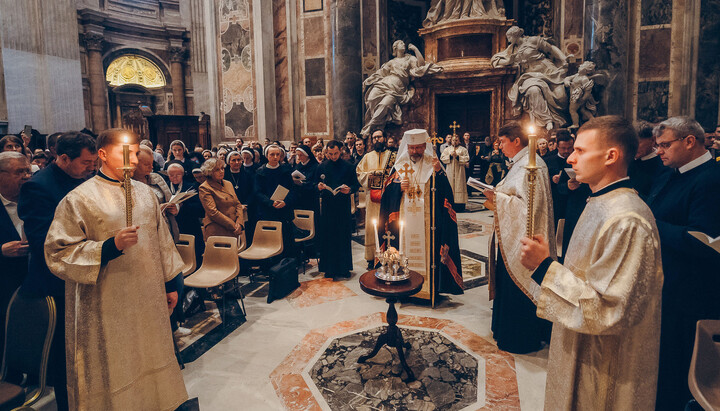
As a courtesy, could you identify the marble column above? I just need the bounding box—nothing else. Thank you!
[169,46,187,115]
[84,32,108,133]
[584,0,629,117]
[331,0,362,137]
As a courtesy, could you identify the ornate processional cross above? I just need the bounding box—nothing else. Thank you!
[383,231,396,243]
[449,121,461,137]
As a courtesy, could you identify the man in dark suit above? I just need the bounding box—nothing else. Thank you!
[17,132,97,411]
[0,152,31,360]
[629,121,665,199]
[545,129,575,225]
[646,117,720,410]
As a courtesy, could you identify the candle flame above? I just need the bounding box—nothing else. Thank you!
[123,135,130,144]
[528,125,536,135]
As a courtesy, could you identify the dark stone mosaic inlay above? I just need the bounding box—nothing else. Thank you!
[310,327,479,410]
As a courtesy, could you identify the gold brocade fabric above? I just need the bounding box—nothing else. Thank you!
[492,148,555,302]
[440,146,470,204]
[356,150,393,260]
[536,188,663,410]
[45,176,188,411]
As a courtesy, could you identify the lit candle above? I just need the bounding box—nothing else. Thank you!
[399,221,404,254]
[373,219,380,252]
[122,135,130,167]
[527,125,537,168]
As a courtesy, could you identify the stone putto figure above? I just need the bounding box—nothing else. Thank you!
[423,0,505,27]
[491,26,572,130]
[564,61,603,128]
[361,40,442,137]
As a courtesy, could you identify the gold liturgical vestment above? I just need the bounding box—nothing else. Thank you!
[534,186,663,410]
[440,145,470,204]
[492,147,555,300]
[356,150,393,260]
[45,176,188,411]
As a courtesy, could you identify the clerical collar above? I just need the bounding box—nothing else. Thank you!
[301,159,310,166]
[590,177,632,198]
[98,170,120,183]
[244,162,254,167]
[511,147,529,164]
[640,151,658,161]
[678,151,711,174]
[266,163,279,169]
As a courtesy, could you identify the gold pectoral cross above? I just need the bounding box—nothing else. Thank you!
[406,185,423,200]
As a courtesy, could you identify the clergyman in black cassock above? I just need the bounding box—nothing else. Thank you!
[316,143,359,278]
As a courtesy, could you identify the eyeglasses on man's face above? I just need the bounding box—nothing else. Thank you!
[656,135,689,150]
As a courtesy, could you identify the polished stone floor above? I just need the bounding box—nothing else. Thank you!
[181,200,549,410]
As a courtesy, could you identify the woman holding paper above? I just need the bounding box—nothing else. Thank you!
[198,157,245,240]
[254,144,296,255]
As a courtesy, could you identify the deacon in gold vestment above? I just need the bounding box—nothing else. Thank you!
[45,130,188,411]
[356,130,394,266]
[521,117,663,410]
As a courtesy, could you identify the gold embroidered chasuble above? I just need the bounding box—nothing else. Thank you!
[535,187,663,410]
[45,176,188,411]
[356,150,393,260]
[440,145,470,204]
[491,147,555,300]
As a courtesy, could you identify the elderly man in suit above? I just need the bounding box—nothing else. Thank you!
[17,131,97,411]
[0,151,31,353]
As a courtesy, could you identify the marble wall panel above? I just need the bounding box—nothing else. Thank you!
[274,0,292,139]
[519,0,553,37]
[305,58,326,96]
[304,0,323,12]
[585,0,629,116]
[695,0,720,130]
[637,80,669,122]
[387,0,428,54]
[362,0,378,78]
[3,49,85,133]
[219,0,256,139]
[331,0,362,135]
[638,28,671,79]
[641,0,672,26]
[303,16,325,57]
[306,98,327,133]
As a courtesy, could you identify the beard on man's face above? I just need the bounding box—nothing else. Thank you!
[373,141,386,152]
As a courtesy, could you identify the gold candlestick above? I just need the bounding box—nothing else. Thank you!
[526,125,538,237]
[120,137,135,227]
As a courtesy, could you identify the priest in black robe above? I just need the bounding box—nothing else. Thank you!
[646,117,720,410]
[628,121,665,199]
[316,141,359,279]
[378,129,464,303]
[254,144,296,256]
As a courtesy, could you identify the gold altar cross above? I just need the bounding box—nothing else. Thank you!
[430,132,444,145]
[450,121,461,137]
[383,231,396,243]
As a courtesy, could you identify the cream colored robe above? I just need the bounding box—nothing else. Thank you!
[491,147,555,301]
[356,150,393,261]
[534,186,663,410]
[440,145,470,204]
[45,176,188,411]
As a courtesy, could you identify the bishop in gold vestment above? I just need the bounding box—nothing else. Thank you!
[529,181,663,410]
[356,148,393,261]
[45,139,188,410]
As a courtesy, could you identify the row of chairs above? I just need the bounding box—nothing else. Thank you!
[177,211,316,324]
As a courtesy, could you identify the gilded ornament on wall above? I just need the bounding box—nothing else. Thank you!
[106,55,167,88]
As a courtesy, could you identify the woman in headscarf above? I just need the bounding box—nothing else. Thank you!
[163,139,195,179]
[293,144,319,213]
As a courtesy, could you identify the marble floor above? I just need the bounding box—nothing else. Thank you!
[181,199,549,410]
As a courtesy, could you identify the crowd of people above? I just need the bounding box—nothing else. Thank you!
[2,117,720,410]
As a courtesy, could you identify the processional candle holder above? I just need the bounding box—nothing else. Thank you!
[526,125,538,237]
[119,138,136,227]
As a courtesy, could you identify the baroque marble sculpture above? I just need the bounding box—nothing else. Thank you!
[423,0,505,27]
[563,61,605,128]
[361,40,443,137]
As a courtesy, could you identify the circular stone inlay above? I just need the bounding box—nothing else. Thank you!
[310,327,479,410]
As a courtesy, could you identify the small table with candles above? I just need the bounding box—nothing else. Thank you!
[357,270,424,382]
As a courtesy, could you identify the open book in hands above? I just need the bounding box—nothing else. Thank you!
[291,170,306,182]
[322,184,348,196]
[467,177,494,192]
[689,231,720,254]
[160,190,197,212]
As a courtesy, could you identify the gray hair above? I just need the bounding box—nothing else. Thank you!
[200,157,222,177]
[167,162,185,173]
[654,116,705,145]
[0,151,29,171]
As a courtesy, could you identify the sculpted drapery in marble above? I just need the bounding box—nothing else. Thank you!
[423,0,505,27]
[491,26,571,130]
[361,40,442,137]
[45,176,187,411]
[534,188,663,410]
